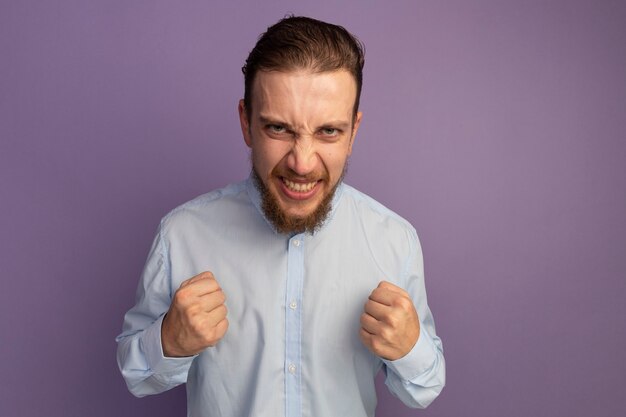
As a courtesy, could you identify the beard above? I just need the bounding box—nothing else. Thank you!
[251,164,347,235]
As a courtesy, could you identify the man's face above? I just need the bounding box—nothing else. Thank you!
[239,69,362,233]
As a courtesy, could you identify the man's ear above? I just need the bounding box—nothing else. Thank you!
[348,111,363,155]
[238,100,252,148]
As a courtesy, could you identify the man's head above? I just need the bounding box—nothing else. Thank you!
[238,16,365,234]
[242,16,365,120]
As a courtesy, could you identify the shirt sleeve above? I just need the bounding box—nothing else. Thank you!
[381,228,446,408]
[115,223,196,397]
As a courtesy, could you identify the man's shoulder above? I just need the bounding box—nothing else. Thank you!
[160,179,250,229]
[337,184,422,276]
[340,183,416,236]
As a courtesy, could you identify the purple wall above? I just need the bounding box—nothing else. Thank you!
[2,1,625,416]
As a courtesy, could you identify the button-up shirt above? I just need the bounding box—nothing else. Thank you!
[116,178,445,417]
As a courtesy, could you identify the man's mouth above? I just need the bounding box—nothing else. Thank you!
[282,178,319,193]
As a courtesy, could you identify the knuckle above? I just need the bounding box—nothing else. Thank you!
[215,304,227,318]
[370,337,383,353]
[380,327,393,341]
[189,318,204,335]
[208,281,221,294]
[175,288,193,305]
[218,321,228,338]
[394,296,412,310]
[207,327,218,340]
[385,314,399,329]
[185,303,200,318]
[173,288,186,302]
[205,326,224,346]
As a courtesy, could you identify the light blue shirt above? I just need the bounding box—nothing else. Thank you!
[116,178,445,417]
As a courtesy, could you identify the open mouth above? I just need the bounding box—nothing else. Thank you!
[282,178,319,193]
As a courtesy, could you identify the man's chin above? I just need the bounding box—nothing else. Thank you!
[275,192,323,214]
[277,205,318,223]
[252,170,336,234]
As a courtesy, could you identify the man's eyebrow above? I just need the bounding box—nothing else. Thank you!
[258,115,294,130]
[319,120,352,130]
[258,115,352,131]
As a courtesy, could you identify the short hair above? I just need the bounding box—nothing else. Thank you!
[242,16,365,119]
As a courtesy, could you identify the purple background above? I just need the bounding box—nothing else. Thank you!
[1,1,625,416]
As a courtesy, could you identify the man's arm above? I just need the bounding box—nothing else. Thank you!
[360,281,421,361]
[161,271,229,357]
[360,230,445,408]
[115,227,228,397]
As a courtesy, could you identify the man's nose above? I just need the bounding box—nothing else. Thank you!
[286,136,318,176]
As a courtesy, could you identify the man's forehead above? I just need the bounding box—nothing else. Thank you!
[251,69,356,95]
[250,69,357,116]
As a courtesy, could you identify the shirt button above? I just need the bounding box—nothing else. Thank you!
[288,364,297,374]
[292,239,300,247]
[289,300,297,310]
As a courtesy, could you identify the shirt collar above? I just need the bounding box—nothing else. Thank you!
[245,173,345,236]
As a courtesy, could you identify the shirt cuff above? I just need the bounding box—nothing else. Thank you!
[383,326,438,381]
[140,314,197,376]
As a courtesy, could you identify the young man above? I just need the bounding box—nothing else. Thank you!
[117,16,445,416]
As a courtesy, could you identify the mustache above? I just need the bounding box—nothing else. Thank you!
[270,166,329,182]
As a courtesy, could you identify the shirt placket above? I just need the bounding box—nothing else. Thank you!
[285,234,304,417]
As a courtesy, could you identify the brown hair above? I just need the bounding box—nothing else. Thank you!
[242,16,365,119]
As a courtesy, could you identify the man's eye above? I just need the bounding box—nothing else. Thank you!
[268,125,286,134]
[321,128,338,136]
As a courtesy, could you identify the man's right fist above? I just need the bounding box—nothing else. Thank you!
[161,271,229,357]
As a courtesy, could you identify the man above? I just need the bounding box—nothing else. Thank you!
[117,16,445,416]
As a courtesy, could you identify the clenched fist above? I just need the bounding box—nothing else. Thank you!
[161,271,229,357]
[359,281,420,361]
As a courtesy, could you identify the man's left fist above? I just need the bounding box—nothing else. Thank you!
[359,281,420,361]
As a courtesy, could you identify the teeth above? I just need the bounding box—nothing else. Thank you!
[283,178,317,193]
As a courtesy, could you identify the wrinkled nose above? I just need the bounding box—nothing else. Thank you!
[286,137,318,176]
